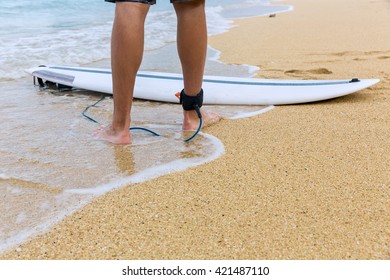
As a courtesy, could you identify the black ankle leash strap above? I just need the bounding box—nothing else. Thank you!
[179,89,203,110]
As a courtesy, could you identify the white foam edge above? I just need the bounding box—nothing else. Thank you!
[229,1,294,20]
[229,105,275,120]
[65,133,225,196]
[0,193,92,254]
[0,174,10,179]
[208,45,260,77]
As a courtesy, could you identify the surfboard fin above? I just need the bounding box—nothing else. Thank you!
[33,76,72,91]
[349,78,360,83]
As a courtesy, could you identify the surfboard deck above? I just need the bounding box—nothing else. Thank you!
[25,65,379,105]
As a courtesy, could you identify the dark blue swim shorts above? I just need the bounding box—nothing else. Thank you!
[105,0,195,4]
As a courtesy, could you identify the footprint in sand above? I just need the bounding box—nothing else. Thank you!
[330,50,390,61]
[284,68,333,77]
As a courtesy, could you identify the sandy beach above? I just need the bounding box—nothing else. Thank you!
[2,0,389,259]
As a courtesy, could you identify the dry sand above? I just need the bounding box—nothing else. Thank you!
[2,0,389,259]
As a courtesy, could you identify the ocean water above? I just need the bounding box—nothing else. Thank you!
[0,0,291,253]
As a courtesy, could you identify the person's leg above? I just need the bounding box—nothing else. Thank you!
[174,0,207,95]
[97,2,150,144]
[173,0,221,131]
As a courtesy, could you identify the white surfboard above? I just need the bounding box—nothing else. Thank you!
[25,65,379,105]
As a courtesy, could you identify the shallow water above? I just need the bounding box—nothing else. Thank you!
[0,76,272,252]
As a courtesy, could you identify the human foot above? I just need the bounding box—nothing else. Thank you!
[182,108,221,131]
[94,124,131,145]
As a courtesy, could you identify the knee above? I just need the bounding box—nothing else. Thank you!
[174,0,205,15]
[115,2,150,20]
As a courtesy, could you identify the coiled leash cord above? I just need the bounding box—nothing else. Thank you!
[82,91,203,142]
[82,95,160,136]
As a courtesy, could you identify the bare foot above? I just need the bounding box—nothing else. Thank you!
[94,124,131,145]
[183,108,222,131]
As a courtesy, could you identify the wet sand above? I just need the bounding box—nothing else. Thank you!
[2,0,389,259]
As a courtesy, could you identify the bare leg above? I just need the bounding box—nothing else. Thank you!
[96,2,150,144]
[174,1,221,131]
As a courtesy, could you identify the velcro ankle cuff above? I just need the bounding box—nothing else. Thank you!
[179,89,203,111]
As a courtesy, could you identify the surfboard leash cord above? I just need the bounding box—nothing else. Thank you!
[82,95,202,142]
[184,104,202,143]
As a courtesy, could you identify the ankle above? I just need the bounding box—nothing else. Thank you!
[183,109,198,120]
[111,119,131,133]
[183,110,201,130]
